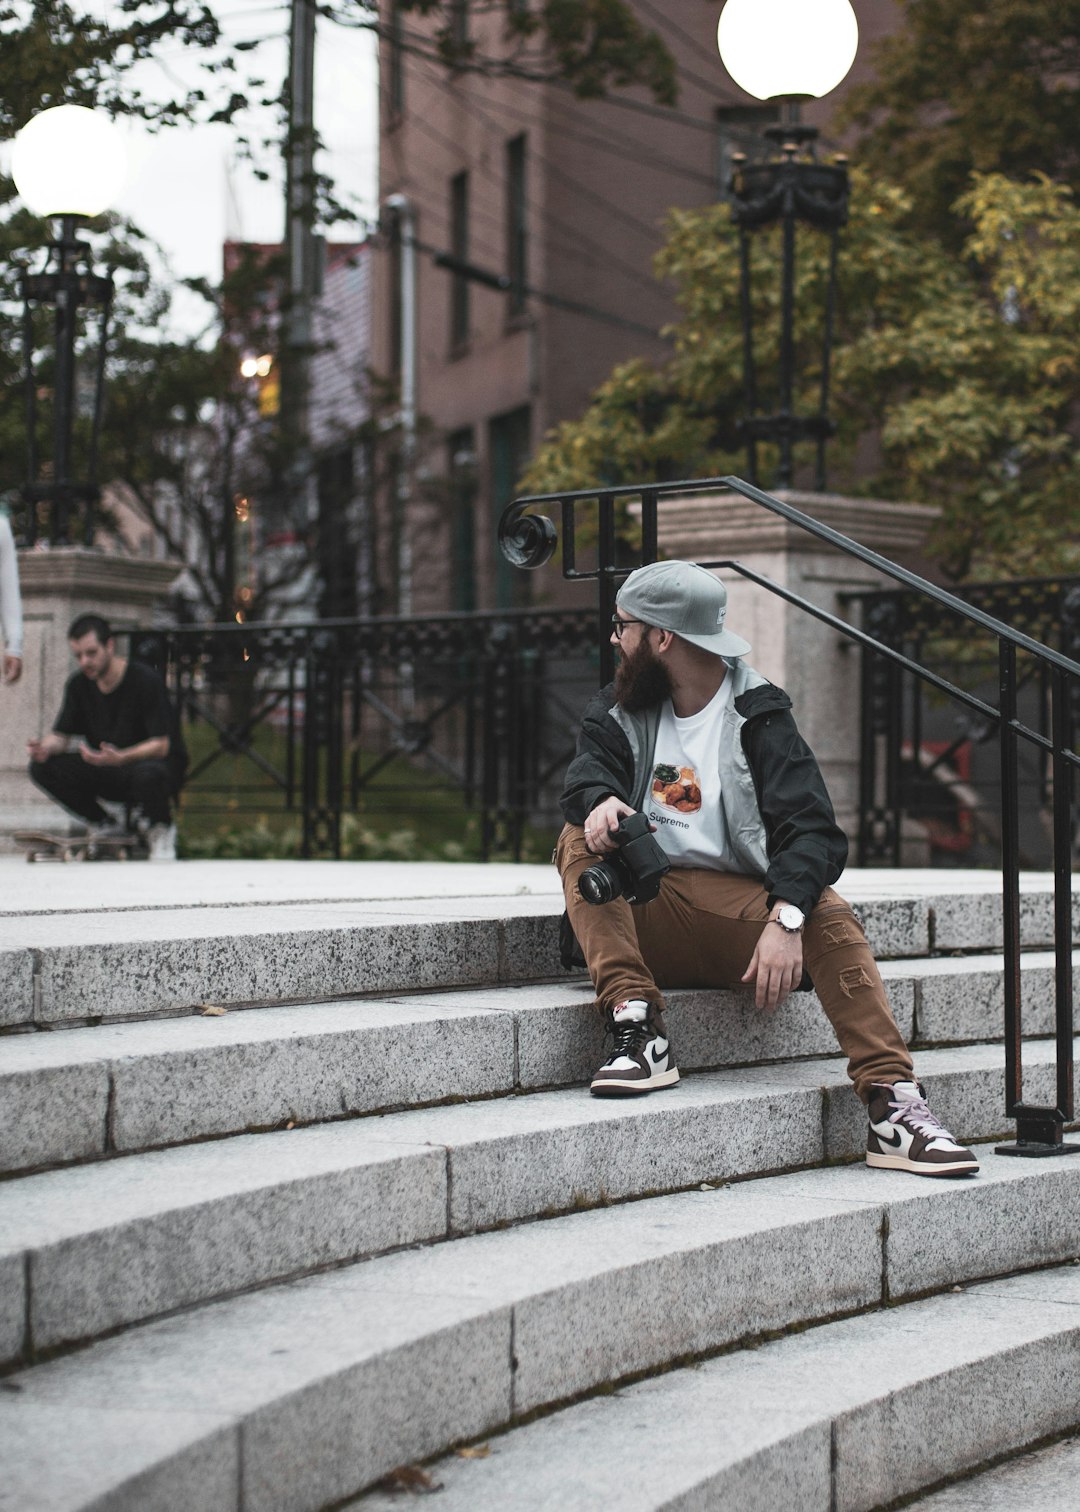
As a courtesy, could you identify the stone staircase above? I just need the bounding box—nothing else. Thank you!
[1,860,1078,1512]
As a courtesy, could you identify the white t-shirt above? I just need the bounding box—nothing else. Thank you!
[645,676,735,869]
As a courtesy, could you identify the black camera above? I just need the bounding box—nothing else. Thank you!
[579,811,671,906]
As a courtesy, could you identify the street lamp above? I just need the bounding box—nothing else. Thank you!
[11,104,127,545]
[717,0,858,491]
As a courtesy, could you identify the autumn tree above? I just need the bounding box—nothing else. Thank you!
[520,169,1080,582]
[837,0,1080,245]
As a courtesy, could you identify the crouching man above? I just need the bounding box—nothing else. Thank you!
[28,614,187,861]
[556,560,977,1178]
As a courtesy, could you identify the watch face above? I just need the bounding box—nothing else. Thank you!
[778,905,804,931]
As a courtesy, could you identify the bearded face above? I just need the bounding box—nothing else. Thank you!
[614,628,673,713]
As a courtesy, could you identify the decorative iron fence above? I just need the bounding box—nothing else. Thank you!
[847,577,1080,870]
[127,608,598,860]
[499,474,1080,1155]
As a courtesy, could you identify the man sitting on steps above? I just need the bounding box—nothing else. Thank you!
[27,613,187,861]
[556,559,978,1178]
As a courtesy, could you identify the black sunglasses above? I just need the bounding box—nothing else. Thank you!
[611,614,649,639]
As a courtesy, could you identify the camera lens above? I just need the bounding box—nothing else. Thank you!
[579,860,620,906]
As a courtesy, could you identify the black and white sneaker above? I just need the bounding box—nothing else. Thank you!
[866,1080,979,1176]
[590,999,680,1097]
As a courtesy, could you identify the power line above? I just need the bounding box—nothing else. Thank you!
[633,0,740,104]
[370,14,731,139]
[399,53,663,298]
[423,243,667,340]
[425,62,719,195]
[410,53,666,256]
[412,48,686,246]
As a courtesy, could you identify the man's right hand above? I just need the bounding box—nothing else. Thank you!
[583,797,639,854]
[27,733,62,762]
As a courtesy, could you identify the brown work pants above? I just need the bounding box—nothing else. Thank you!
[556,823,914,1103]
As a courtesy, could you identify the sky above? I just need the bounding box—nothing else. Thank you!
[90,1,380,337]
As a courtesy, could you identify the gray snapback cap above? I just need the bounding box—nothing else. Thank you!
[616,560,751,658]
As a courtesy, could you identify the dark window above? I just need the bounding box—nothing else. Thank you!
[316,446,357,619]
[447,428,477,612]
[450,170,469,351]
[489,406,532,608]
[506,134,527,318]
[714,105,781,199]
[388,0,404,116]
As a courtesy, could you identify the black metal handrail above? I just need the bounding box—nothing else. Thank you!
[841,576,1080,871]
[499,474,1080,1155]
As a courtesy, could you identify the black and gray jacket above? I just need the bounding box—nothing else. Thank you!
[560,659,847,918]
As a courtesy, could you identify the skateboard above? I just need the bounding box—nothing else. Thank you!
[12,830,144,862]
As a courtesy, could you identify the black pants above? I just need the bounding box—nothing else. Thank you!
[29,754,178,828]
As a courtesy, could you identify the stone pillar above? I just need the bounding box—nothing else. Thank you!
[655,489,940,847]
[0,549,180,843]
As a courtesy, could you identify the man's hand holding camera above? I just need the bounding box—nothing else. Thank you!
[583,797,650,854]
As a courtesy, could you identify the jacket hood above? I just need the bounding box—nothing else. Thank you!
[734,680,792,720]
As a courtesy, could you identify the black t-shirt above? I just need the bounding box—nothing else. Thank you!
[55,661,188,783]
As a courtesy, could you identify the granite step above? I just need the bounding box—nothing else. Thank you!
[1,955,1072,1176]
[2,1040,1077,1368]
[353,1260,1080,1512]
[4,1159,1080,1512]
[906,1431,1080,1510]
[1,878,1077,1031]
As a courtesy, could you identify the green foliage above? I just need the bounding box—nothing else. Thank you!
[836,0,1080,245]
[0,0,222,136]
[522,168,1080,581]
[361,0,677,105]
[179,811,557,862]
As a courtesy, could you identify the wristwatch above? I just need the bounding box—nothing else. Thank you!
[771,904,805,934]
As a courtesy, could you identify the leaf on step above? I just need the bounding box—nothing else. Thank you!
[455,1444,491,1459]
[200,1005,227,1017]
[375,1464,442,1493]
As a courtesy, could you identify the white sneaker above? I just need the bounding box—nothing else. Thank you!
[146,822,177,862]
[590,999,680,1096]
[866,1081,979,1176]
[88,817,129,842]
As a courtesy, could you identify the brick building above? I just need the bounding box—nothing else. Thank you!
[372,0,899,615]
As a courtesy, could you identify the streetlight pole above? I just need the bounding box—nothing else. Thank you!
[717,0,858,492]
[12,106,127,546]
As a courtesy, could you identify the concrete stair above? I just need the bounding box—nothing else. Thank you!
[0,861,1078,1512]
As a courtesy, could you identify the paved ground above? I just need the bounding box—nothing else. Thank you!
[0,855,1060,920]
[0,858,563,916]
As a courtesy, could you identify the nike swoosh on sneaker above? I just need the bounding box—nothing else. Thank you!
[645,1041,669,1069]
[873,1125,904,1149]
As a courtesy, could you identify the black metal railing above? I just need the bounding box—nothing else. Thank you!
[845,577,1080,871]
[128,608,597,861]
[499,474,1080,1155]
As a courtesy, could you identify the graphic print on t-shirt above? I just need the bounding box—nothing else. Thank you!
[650,762,702,814]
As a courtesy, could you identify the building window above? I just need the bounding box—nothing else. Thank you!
[316,446,357,619]
[714,105,781,199]
[506,134,527,318]
[388,0,404,117]
[447,428,477,612]
[450,170,470,352]
[489,406,532,608]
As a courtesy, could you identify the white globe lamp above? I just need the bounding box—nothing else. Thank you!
[717,0,859,101]
[12,105,128,219]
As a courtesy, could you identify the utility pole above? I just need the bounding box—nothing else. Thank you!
[282,0,319,534]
